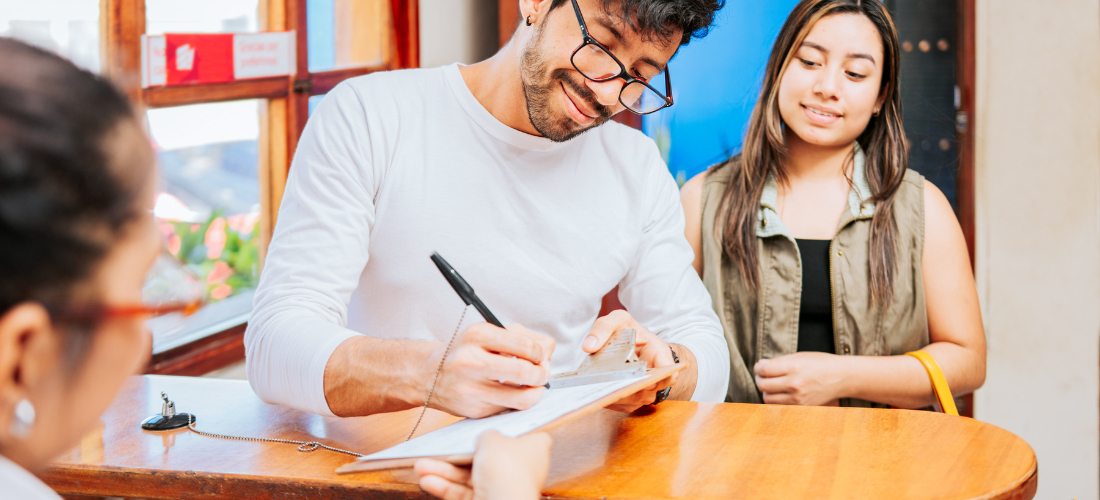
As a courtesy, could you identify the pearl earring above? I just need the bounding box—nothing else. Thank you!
[9,398,35,439]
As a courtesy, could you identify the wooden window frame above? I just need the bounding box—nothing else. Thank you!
[955,0,976,419]
[100,0,419,376]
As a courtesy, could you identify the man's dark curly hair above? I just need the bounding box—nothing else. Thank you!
[547,0,725,46]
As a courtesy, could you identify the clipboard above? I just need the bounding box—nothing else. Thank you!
[335,362,685,474]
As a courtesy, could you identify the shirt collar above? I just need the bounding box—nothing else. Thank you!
[757,142,873,239]
[442,63,565,153]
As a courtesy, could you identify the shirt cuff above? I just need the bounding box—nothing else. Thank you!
[673,334,730,403]
[246,314,360,417]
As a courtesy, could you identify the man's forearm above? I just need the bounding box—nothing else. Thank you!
[323,335,435,417]
[669,343,698,401]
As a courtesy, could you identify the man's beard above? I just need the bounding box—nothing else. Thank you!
[519,25,614,143]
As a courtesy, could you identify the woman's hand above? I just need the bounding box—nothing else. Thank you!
[753,352,849,406]
[414,430,552,500]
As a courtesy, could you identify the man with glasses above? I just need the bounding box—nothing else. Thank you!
[246,0,730,420]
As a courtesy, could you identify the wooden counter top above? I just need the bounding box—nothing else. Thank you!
[44,375,1036,499]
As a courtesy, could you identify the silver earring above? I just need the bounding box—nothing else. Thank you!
[9,399,35,439]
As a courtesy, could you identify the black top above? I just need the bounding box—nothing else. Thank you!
[795,238,836,354]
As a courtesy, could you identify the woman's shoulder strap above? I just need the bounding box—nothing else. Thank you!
[901,168,925,188]
[703,156,739,188]
[892,168,927,244]
[896,168,927,207]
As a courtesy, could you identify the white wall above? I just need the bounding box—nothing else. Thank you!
[418,0,499,68]
[973,0,1100,498]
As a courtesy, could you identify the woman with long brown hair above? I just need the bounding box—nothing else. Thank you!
[680,0,985,407]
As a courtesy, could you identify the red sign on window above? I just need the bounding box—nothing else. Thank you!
[142,32,296,87]
[166,34,234,85]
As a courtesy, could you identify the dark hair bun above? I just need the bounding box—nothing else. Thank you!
[0,37,142,314]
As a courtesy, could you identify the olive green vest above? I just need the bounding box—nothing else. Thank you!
[700,144,928,406]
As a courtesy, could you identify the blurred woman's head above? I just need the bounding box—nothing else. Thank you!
[716,0,907,304]
[0,38,159,470]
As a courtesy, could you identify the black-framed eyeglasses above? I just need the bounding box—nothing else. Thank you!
[567,0,673,115]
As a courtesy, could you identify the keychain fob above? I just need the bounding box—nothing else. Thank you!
[141,392,194,431]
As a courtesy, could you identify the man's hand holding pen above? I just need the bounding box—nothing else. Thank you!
[426,322,555,419]
[423,252,693,419]
[425,253,556,418]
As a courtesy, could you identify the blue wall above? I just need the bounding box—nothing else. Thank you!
[644,1,801,184]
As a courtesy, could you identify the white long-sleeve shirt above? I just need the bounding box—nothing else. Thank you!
[0,454,63,500]
[245,64,730,416]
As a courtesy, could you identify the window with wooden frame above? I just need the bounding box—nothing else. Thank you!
[81,0,418,375]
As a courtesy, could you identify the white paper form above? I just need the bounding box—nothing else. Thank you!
[356,375,647,462]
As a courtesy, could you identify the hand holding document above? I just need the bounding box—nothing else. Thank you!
[415,430,552,500]
[340,254,686,474]
[335,362,683,473]
[583,311,683,413]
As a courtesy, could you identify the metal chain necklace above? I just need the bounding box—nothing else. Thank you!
[158,306,469,456]
[185,413,363,457]
[405,306,467,441]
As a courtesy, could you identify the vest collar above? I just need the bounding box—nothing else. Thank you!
[757,142,874,239]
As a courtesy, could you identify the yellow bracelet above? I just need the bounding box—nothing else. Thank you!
[905,351,959,416]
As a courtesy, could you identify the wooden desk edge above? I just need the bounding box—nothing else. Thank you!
[42,373,1040,500]
[42,463,422,500]
[976,460,1038,500]
[44,446,1037,500]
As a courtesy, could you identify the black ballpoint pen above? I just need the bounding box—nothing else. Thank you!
[431,252,551,388]
[431,252,505,328]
